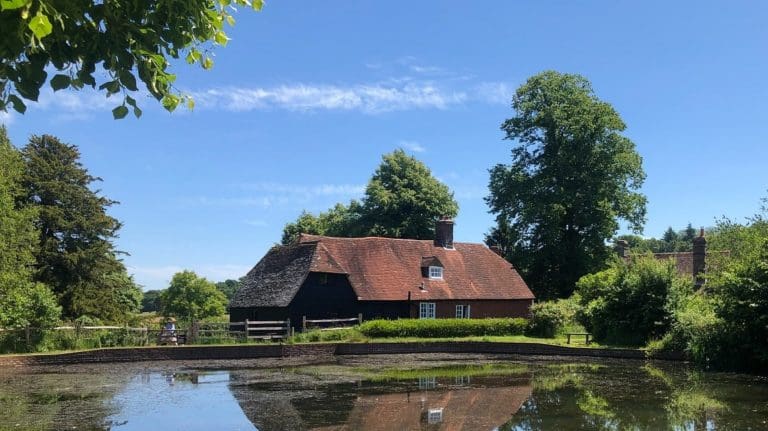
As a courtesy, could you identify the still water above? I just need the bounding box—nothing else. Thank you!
[1,356,767,430]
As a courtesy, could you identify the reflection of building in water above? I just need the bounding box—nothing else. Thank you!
[316,379,532,431]
[229,372,532,431]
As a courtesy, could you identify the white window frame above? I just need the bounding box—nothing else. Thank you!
[428,266,443,279]
[427,408,444,424]
[455,304,470,319]
[419,302,436,319]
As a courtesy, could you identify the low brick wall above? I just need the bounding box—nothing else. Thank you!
[0,342,682,368]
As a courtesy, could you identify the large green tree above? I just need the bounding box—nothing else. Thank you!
[0,126,60,327]
[281,150,458,244]
[21,134,136,320]
[0,0,263,118]
[161,270,226,322]
[487,71,647,299]
[359,149,459,239]
[281,202,363,244]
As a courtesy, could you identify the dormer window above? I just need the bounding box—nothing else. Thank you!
[429,266,443,279]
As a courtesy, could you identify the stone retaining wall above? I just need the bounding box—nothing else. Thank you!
[0,342,682,368]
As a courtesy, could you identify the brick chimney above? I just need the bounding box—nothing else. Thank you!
[692,228,706,287]
[615,239,630,258]
[434,217,454,249]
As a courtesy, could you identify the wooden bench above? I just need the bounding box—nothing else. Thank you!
[566,332,592,345]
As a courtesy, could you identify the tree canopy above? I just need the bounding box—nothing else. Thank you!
[282,149,458,244]
[0,0,262,118]
[487,71,647,299]
[0,126,60,327]
[21,134,138,321]
[160,270,227,322]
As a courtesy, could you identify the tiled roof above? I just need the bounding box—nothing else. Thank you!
[230,242,316,308]
[232,234,534,308]
[299,234,534,301]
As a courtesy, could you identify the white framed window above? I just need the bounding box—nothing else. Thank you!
[419,302,436,319]
[427,408,444,424]
[428,266,443,279]
[455,304,470,319]
[419,376,437,390]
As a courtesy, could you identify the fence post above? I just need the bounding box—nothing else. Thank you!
[190,320,199,344]
[302,315,306,331]
[25,325,31,351]
[358,313,363,325]
[245,319,249,338]
[285,318,291,338]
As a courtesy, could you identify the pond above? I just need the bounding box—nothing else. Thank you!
[2,355,767,430]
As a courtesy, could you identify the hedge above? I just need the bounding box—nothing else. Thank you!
[357,318,528,338]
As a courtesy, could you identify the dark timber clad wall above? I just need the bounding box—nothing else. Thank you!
[287,273,359,325]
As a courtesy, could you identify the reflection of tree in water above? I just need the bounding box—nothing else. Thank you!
[0,371,129,431]
[501,362,768,431]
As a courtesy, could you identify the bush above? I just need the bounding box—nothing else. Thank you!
[357,318,528,338]
[576,255,692,345]
[291,328,365,343]
[526,298,581,338]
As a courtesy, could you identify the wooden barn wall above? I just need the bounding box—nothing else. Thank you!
[286,273,359,324]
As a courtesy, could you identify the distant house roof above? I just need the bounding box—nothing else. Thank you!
[230,234,534,308]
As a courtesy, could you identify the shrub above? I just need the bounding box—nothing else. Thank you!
[357,318,528,338]
[576,255,692,345]
[526,297,581,338]
[291,328,365,343]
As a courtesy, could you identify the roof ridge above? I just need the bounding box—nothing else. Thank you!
[300,233,485,246]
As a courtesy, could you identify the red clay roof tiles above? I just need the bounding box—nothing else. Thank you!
[300,234,534,301]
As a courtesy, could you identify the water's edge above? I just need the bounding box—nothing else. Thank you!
[0,341,685,368]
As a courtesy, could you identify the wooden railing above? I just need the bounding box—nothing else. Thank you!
[302,314,362,331]
[244,319,291,339]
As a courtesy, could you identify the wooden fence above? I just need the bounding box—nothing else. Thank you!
[302,314,362,331]
[1,316,361,351]
[243,319,292,340]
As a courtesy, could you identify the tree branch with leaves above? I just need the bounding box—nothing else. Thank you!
[0,0,263,118]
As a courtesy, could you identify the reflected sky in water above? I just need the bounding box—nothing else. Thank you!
[1,358,767,431]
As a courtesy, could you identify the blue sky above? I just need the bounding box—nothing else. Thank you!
[2,1,767,290]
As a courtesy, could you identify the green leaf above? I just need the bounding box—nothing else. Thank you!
[112,105,129,119]
[133,105,142,118]
[252,0,264,11]
[161,95,180,112]
[98,79,120,94]
[214,31,229,46]
[202,57,214,70]
[118,71,138,91]
[50,74,70,91]
[226,15,236,26]
[0,0,29,11]
[186,97,195,110]
[28,13,53,39]
[125,95,137,107]
[8,95,26,113]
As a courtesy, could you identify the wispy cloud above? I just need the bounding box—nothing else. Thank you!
[399,140,426,153]
[193,82,467,114]
[183,182,365,209]
[7,70,517,120]
[237,182,365,197]
[0,111,14,125]
[474,82,515,105]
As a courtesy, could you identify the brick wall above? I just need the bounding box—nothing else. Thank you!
[0,342,683,368]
